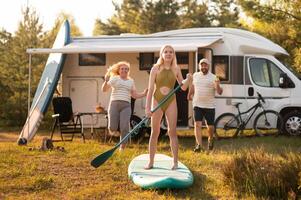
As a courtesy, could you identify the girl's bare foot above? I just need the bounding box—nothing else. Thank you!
[119,144,126,152]
[171,163,178,170]
[144,163,153,170]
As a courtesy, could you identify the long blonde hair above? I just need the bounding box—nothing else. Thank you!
[105,61,131,78]
[154,45,178,70]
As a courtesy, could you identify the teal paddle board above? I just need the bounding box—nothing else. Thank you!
[18,20,70,144]
[128,154,193,189]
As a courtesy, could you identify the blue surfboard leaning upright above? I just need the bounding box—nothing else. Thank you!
[18,20,71,145]
[128,154,194,189]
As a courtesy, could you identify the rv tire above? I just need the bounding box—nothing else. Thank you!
[282,110,301,136]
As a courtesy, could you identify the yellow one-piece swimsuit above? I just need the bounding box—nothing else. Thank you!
[154,68,176,112]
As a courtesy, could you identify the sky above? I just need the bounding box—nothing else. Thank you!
[0,0,119,36]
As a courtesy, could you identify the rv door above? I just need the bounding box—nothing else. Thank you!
[245,55,291,112]
[69,79,102,128]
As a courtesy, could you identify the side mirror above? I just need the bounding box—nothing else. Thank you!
[279,73,295,88]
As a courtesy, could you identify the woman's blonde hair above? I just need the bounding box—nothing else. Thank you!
[154,45,177,69]
[106,61,130,77]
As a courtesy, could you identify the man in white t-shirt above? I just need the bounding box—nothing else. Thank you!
[188,58,223,152]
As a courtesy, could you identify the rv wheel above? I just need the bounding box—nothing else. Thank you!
[283,111,301,136]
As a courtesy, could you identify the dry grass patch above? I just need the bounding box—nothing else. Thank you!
[222,148,301,199]
[0,131,301,199]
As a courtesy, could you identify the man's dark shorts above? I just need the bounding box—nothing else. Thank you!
[193,107,215,125]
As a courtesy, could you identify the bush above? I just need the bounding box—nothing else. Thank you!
[222,148,301,199]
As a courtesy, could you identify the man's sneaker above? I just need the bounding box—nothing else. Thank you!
[193,144,204,152]
[208,140,214,151]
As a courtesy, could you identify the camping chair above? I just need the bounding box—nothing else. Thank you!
[50,97,85,142]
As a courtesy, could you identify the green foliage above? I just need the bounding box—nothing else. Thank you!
[0,7,46,126]
[45,11,82,44]
[0,29,13,123]
[210,0,241,27]
[222,148,301,199]
[93,18,123,35]
[0,7,82,127]
[141,0,180,33]
[93,0,143,35]
[93,0,239,35]
[179,0,211,28]
[238,0,301,71]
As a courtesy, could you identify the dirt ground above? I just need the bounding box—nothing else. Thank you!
[0,132,19,142]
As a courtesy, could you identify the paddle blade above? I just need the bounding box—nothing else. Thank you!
[91,148,115,168]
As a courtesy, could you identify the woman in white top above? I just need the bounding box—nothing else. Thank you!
[102,61,147,150]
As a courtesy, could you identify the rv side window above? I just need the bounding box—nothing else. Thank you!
[213,56,229,81]
[176,52,189,64]
[139,53,154,70]
[79,53,106,66]
[249,58,283,87]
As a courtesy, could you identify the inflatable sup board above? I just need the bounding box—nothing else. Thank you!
[18,20,70,144]
[128,154,193,189]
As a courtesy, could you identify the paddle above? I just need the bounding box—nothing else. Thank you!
[90,80,187,168]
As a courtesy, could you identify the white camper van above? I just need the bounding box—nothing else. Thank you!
[29,26,301,136]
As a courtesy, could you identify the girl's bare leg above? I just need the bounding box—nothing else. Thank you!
[145,99,163,169]
[165,99,178,170]
[194,121,203,146]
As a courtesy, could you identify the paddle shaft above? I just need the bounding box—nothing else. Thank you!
[91,83,184,168]
[112,83,183,149]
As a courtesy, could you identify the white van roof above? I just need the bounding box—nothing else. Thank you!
[27,27,288,55]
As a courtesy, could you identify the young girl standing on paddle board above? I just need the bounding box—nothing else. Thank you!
[145,45,191,170]
[102,61,147,150]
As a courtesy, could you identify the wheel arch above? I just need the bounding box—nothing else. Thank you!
[279,107,301,117]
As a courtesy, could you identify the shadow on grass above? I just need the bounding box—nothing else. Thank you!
[146,172,214,199]
[144,134,301,155]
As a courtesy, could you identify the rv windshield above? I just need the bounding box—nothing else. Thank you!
[277,58,301,80]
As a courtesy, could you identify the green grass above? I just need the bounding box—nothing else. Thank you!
[0,130,301,199]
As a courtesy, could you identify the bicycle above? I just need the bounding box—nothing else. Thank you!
[214,92,283,138]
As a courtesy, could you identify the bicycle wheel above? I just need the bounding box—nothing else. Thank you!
[253,110,283,136]
[214,113,239,138]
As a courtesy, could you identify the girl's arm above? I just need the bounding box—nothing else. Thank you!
[187,84,195,101]
[131,84,148,99]
[101,74,111,92]
[175,66,191,91]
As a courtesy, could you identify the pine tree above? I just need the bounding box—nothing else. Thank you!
[140,0,180,33]
[93,0,180,35]
[179,0,211,28]
[210,0,241,27]
[2,7,45,126]
[0,29,13,125]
